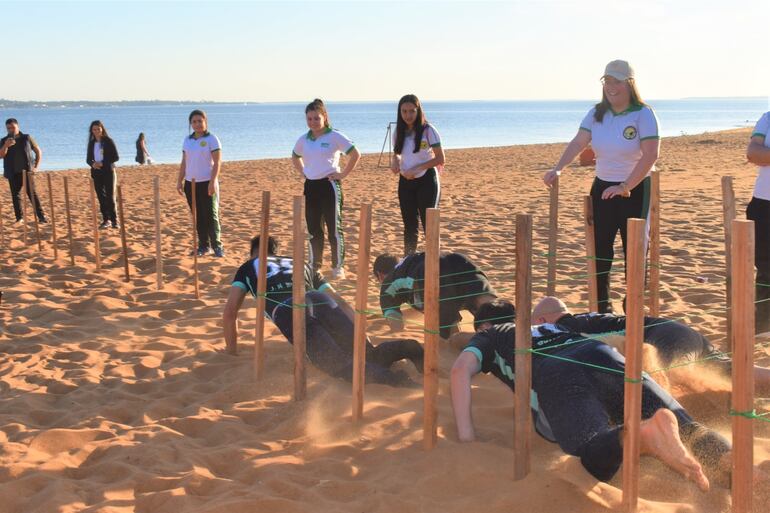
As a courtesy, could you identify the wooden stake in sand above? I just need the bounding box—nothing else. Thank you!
[514,214,533,480]
[0,200,5,251]
[722,176,735,349]
[648,170,660,316]
[621,218,646,513]
[352,203,372,423]
[63,176,75,266]
[731,219,755,513]
[583,196,598,312]
[88,177,101,272]
[28,171,42,251]
[423,207,440,450]
[254,191,271,381]
[190,179,200,299]
[21,169,28,245]
[546,177,559,296]
[292,196,307,401]
[117,185,130,282]
[46,173,58,260]
[154,176,163,289]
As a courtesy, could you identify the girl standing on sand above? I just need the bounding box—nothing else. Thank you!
[543,60,660,313]
[292,99,361,280]
[176,109,224,257]
[746,112,770,333]
[135,133,152,165]
[86,120,120,229]
[391,94,445,256]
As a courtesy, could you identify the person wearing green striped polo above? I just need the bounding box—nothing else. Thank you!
[543,60,660,313]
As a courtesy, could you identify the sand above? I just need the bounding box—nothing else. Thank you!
[1,128,769,513]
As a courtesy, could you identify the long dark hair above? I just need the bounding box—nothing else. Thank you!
[188,109,209,137]
[594,78,646,122]
[394,94,427,155]
[305,99,331,128]
[136,132,145,143]
[88,120,112,143]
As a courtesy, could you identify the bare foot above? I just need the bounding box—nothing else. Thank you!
[639,409,710,492]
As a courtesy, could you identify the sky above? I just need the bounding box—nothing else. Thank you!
[3,0,769,102]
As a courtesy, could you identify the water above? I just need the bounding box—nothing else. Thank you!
[2,98,767,171]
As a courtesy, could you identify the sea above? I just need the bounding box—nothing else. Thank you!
[2,98,768,171]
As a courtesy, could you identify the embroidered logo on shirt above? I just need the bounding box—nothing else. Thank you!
[623,126,637,140]
[320,142,330,148]
[200,140,208,147]
[420,140,429,150]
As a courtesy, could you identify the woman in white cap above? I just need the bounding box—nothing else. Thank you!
[543,60,660,313]
[746,112,770,334]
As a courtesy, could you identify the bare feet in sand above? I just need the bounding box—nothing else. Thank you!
[639,409,710,492]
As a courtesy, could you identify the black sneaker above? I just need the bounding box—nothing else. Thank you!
[213,247,225,258]
[111,221,120,229]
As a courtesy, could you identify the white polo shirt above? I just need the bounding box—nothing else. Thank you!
[182,133,221,182]
[292,128,355,180]
[399,124,441,179]
[580,104,659,182]
[751,112,770,201]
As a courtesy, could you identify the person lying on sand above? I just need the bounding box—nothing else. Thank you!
[532,296,770,394]
[223,235,423,387]
[373,251,500,339]
[451,300,734,491]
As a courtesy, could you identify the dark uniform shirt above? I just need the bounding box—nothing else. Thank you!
[0,133,36,177]
[232,255,330,320]
[379,252,497,338]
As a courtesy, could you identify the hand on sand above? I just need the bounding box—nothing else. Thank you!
[640,409,710,492]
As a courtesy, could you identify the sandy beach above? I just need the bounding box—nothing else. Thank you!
[1,128,769,513]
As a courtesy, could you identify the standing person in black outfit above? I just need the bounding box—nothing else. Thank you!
[373,251,500,339]
[135,132,152,165]
[0,118,46,224]
[543,60,660,313]
[292,99,361,280]
[391,94,445,256]
[86,120,120,229]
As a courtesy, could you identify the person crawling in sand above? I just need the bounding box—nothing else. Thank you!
[532,296,770,394]
[451,300,738,491]
[223,235,423,387]
[373,251,500,340]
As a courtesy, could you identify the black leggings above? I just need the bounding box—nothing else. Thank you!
[91,166,117,224]
[304,178,344,270]
[747,197,770,333]
[184,180,222,250]
[272,291,423,386]
[6,171,44,221]
[398,168,440,256]
[590,177,651,312]
[643,317,731,373]
[533,339,730,482]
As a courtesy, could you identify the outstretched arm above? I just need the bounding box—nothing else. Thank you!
[747,135,770,166]
[450,351,482,442]
[223,286,247,355]
[543,129,592,186]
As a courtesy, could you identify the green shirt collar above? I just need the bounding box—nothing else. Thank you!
[610,103,644,116]
[306,126,333,141]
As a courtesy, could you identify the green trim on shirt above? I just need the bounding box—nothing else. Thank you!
[232,281,248,291]
[306,127,333,141]
[344,145,356,155]
[610,103,644,116]
[383,308,402,319]
[752,132,766,140]
[317,283,332,292]
[639,135,660,141]
[463,346,483,363]
[579,126,591,133]
[292,150,302,158]
[430,142,441,148]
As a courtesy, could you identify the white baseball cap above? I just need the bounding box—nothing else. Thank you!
[603,60,634,81]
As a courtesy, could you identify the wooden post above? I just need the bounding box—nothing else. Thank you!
[423,208,440,450]
[546,177,559,296]
[648,170,660,316]
[722,176,735,349]
[583,196,598,312]
[254,191,270,381]
[292,196,307,401]
[63,176,75,266]
[190,179,200,299]
[117,185,130,282]
[21,169,28,245]
[622,218,646,513]
[154,176,163,289]
[352,203,372,423]
[88,177,101,272]
[0,200,5,250]
[46,173,58,261]
[731,219,755,513]
[29,171,42,251]
[514,214,533,480]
